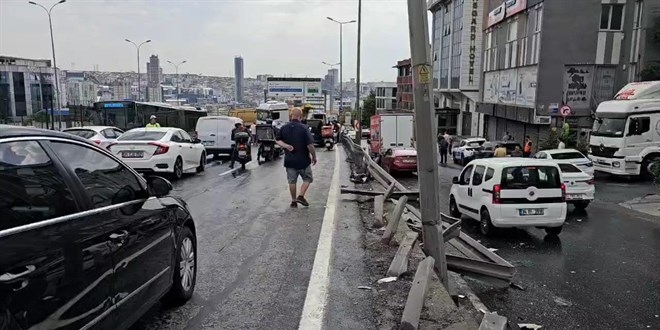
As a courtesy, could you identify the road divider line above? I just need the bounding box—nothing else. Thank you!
[298,150,341,330]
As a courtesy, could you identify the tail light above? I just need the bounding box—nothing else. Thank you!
[586,178,595,185]
[92,140,101,145]
[149,142,170,155]
[561,183,567,202]
[492,184,502,204]
[238,143,247,150]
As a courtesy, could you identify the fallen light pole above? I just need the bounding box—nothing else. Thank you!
[406,0,448,288]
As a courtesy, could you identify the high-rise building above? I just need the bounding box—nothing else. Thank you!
[147,55,161,88]
[234,56,244,103]
[323,68,338,91]
[0,56,56,123]
[394,59,413,111]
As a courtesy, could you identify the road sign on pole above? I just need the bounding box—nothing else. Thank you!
[560,105,572,117]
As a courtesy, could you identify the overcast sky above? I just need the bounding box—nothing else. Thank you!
[0,0,426,82]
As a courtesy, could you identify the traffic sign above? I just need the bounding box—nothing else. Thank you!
[560,105,572,117]
[418,65,431,84]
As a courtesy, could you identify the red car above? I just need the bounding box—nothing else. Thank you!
[381,147,417,174]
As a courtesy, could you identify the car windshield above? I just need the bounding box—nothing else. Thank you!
[558,163,583,173]
[592,117,626,137]
[501,166,562,189]
[466,141,485,148]
[551,152,585,160]
[64,129,97,139]
[118,131,167,141]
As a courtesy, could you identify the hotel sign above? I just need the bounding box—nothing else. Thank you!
[468,0,478,84]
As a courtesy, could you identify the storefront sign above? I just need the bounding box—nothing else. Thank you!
[468,0,479,84]
[504,0,527,17]
[487,3,506,28]
[563,65,594,109]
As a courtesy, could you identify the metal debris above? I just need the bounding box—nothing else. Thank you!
[357,286,373,290]
[377,276,398,284]
[518,324,543,330]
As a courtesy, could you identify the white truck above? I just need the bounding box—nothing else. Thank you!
[589,81,660,177]
[369,113,415,158]
[256,101,290,128]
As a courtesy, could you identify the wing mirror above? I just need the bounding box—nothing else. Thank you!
[452,176,459,184]
[193,138,202,144]
[147,176,172,197]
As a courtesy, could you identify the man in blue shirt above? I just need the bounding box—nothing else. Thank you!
[276,108,317,208]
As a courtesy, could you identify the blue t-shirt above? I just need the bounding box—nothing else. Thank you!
[276,120,313,169]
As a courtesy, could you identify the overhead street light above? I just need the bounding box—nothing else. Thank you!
[326,16,356,118]
[167,60,187,106]
[125,39,151,103]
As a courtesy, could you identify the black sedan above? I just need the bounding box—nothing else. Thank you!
[0,126,197,330]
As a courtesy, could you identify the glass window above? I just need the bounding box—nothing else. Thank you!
[180,130,193,142]
[459,165,474,185]
[118,130,166,141]
[102,128,118,139]
[472,165,485,185]
[485,168,495,182]
[0,141,76,229]
[601,4,624,30]
[550,152,586,160]
[501,165,561,189]
[64,129,97,139]
[627,117,650,136]
[50,142,147,209]
[558,163,582,173]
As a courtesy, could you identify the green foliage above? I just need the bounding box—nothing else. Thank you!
[640,64,660,81]
[539,129,560,151]
[361,92,376,128]
[653,159,660,186]
[30,111,49,123]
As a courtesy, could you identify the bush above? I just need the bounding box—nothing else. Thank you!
[653,159,660,186]
[539,128,560,151]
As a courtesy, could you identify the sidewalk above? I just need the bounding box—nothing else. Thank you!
[620,193,660,217]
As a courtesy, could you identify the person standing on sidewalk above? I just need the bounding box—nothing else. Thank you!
[438,135,449,164]
[523,136,533,157]
[250,124,257,145]
[276,108,318,208]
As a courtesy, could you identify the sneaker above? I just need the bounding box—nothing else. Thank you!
[290,201,298,208]
[296,196,309,207]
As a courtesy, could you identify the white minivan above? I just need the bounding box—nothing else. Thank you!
[449,158,567,236]
[196,116,243,158]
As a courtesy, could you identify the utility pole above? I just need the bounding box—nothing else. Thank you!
[406,0,448,287]
[168,60,186,106]
[355,0,362,144]
[327,17,355,121]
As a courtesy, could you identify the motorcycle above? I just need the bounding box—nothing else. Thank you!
[256,124,282,164]
[321,125,335,151]
[234,131,251,170]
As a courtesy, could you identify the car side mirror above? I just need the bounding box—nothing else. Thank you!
[147,176,172,197]
[452,176,459,184]
[193,138,202,144]
[367,139,371,144]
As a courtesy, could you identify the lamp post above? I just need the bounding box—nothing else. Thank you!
[167,60,186,106]
[326,17,355,118]
[322,61,340,113]
[125,39,151,102]
[29,0,66,130]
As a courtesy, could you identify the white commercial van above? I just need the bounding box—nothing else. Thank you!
[196,116,243,158]
[589,96,660,178]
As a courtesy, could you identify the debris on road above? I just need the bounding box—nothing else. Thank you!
[518,324,543,330]
[377,276,398,284]
[358,285,373,290]
[510,283,525,291]
[488,248,499,252]
[553,296,572,307]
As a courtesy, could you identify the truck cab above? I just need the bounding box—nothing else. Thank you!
[256,101,290,128]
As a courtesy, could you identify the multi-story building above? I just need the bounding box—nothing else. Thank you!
[394,59,413,111]
[66,80,98,106]
[147,86,163,102]
[235,56,244,103]
[323,68,338,90]
[147,55,161,88]
[476,0,659,147]
[0,56,57,122]
[374,82,397,111]
[429,0,486,136]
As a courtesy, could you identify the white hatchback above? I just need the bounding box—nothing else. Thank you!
[107,127,206,179]
[556,162,595,210]
[63,126,124,149]
[449,158,567,236]
[534,149,594,177]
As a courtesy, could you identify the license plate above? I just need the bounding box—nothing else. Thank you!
[264,146,271,151]
[122,151,143,158]
[238,150,247,156]
[519,208,544,216]
[202,141,214,146]
[402,159,416,163]
[567,193,584,200]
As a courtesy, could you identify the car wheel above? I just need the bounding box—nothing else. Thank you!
[165,226,196,306]
[173,157,184,179]
[641,155,660,179]
[449,196,461,218]
[196,153,206,173]
[573,200,590,210]
[545,226,563,236]
[480,208,495,236]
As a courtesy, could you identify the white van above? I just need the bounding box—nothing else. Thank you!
[196,116,243,157]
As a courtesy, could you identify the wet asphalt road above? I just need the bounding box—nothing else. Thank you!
[129,148,377,330]
[398,163,660,330]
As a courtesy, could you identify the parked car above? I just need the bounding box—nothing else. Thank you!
[0,126,197,330]
[380,147,417,175]
[63,126,124,149]
[449,158,567,236]
[474,141,523,158]
[107,127,206,179]
[534,148,594,177]
[452,137,487,165]
[556,162,595,210]
[196,116,243,158]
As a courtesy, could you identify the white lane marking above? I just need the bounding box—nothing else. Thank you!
[298,149,341,330]
[217,161,254,177]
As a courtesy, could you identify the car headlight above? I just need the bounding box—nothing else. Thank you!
[613,161,620,168]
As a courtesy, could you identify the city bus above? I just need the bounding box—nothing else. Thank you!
[92,101,207,132]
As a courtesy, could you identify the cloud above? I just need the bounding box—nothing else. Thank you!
[0,0,422,81]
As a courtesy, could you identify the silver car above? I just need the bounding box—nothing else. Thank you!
[63,126,124,149]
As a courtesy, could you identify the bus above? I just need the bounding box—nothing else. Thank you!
[92,101,207,132]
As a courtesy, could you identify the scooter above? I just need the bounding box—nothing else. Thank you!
[324,137,334,151]
[234,131,251,170]
[257,140,277,164]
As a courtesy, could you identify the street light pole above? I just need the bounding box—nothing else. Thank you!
[29,0,66,130]
[327,17,355,124]
[167,60,186,106]
[125,39,151,102]
[322,61,340,113]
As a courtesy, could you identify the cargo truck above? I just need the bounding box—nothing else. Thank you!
[369,113,415,159]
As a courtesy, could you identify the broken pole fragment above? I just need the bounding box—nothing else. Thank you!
[387,231,419,277]
[400,256,435,330]
[381,195,409,244]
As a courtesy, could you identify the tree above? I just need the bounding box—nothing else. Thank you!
[361,91,376,128]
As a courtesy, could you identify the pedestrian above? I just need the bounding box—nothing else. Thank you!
[276,108,317,208]
[510,145,524,157]
[502,131,510,141]
[494,144,507,157]
[146,115,160,128]
[439,136,449,164]
[443,130,451,143]
[523,136,533,157]
[250,124,257,145]
[558,138,566,149]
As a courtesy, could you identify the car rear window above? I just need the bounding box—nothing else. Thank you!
[466,141,485,148]
[551,152,585,160]
[501,166,561,189]
[558,163,582,173]
[64,129,96,139]
[196,119,218,132]
[118,131,166,141]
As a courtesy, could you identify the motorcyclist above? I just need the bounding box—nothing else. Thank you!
[229,122,251,169]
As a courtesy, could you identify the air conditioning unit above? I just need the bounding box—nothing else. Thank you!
[533,115,551,125]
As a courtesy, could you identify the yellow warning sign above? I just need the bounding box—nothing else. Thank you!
[418,65,431,84]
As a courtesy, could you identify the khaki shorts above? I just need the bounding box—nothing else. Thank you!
[286,166,313,184]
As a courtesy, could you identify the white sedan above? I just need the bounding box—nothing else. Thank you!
[556,162,595,210]
[534,148,594,177]
[107,127,206,179]
[63,126,124,149]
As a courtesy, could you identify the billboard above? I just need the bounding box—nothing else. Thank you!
[267,77,322,98]
[482,66,538,108]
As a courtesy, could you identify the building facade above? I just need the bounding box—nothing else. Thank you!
[65,80,98,106]
[147,55,161,88]
[395,58,413,111]
[374,82,397,111]
[429,0,486,136]
[476,0,658,148]
[0,56,57,123]
[234,56,244,103]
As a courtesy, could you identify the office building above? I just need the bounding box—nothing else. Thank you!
[147,55,161,88]
[394,59,413,111]
[476,0,659,146]
[374,82,397,111]
[323,68,338,90]
[235,56,244,103]
[0,56,57,122]
[65,80,98,106]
